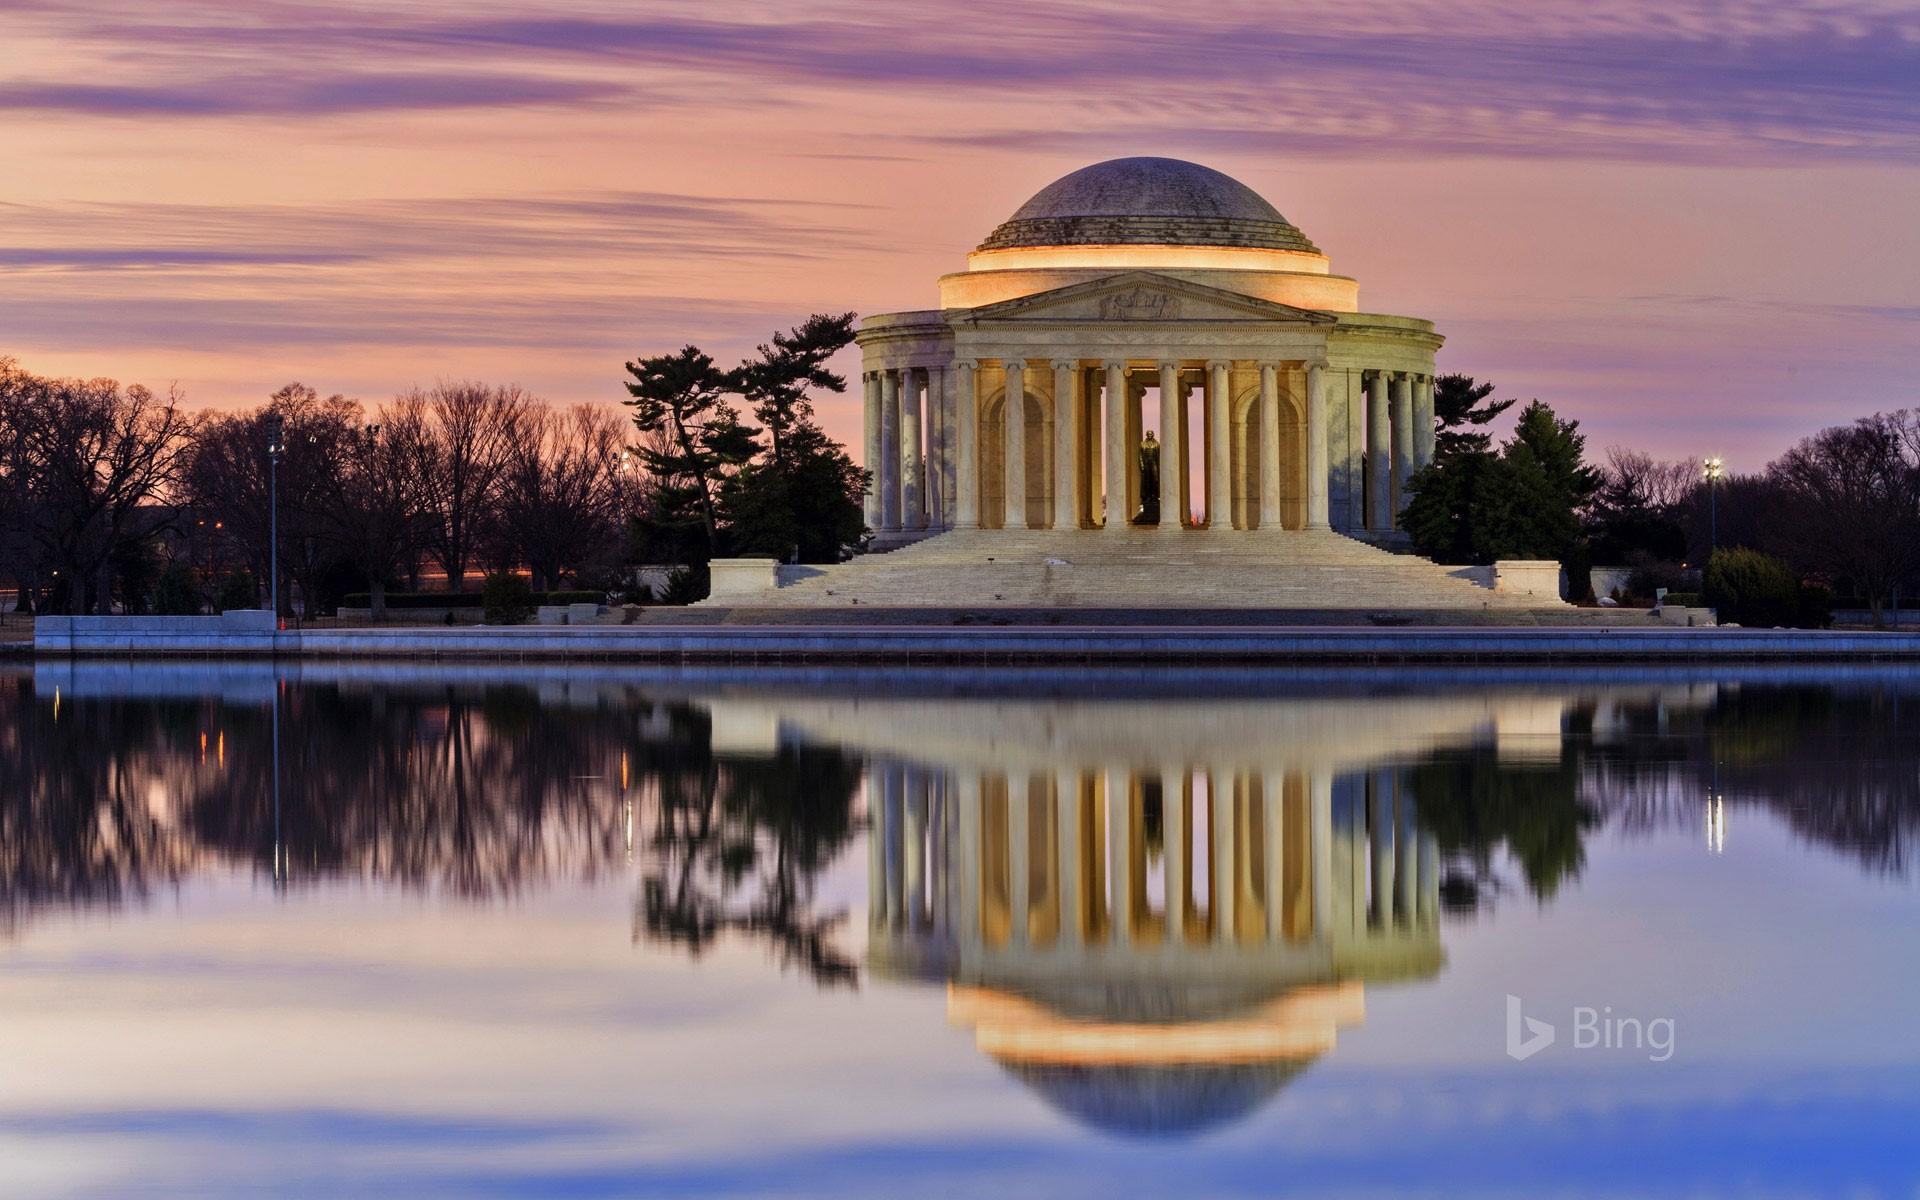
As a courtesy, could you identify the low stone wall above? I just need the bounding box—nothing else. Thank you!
[35,614,1920,662]
[708,558,781,598]
[36,609,278,655]
[1492,561,1565,602]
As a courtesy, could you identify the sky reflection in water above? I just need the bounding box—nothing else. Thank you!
[1,664,1916,1198]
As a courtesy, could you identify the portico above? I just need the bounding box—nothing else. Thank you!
[858,159,1441,544]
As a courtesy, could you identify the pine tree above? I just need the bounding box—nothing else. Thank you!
[1432,374,1517,458]
[623,346,756,556]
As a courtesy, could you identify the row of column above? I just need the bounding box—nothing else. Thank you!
[1362,369,1438,532]
[870,764,1440,954]
[866,360,1437,536]
[863,365,956,535]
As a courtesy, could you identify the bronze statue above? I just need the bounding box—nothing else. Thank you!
[1135,430,1161,525]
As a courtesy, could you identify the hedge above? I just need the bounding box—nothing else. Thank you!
[342,590,602,609]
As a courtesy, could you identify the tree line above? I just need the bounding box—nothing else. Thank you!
[1,314,868,618]
[1403,376,1920,624]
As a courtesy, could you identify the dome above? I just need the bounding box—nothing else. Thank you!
[977,157,1319,255]
[999,1059,1313,1139]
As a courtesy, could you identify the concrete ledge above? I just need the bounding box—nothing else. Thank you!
[708,558,780,597]
[1493,560,1565,601]
[36,623,1920,662]
[36,610,278,655]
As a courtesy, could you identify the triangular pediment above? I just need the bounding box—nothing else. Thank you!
[961,271,1337,325]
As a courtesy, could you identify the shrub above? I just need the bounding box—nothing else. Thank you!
[215,570,257,612]
[658,565,709,605]
[338,589,603,610]
[481,573,536,625]
[1624,558,1695,604]
[1662,592,1701,608]
[1703,548,1800,628]
[151,561,204,615]
[1796,581,1835,629]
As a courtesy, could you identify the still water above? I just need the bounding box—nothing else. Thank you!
[2,663,1917,1198]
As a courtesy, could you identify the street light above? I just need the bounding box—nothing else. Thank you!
[1701,455,1725,553]
[265,413,285,619]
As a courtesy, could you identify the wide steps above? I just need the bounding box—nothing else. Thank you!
[710,529,1555,611]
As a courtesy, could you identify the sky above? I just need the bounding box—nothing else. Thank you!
[5,0,1920,471]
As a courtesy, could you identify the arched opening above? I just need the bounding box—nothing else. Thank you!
[979,386,1052,530]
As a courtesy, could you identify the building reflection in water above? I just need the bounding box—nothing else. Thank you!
[866,754,1442,1139]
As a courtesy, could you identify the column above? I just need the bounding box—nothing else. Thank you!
[862,372,882,530]
[1052,360,1078,530]
[954,360,979,529]
[1310,769,1333,937]
[1258,363,1282,530]
[1008,774,1030,945]
[1366,370,1390,531]
[1369,771,1394,928]
[900,367,924,531]
[1164,769,1189,940]
[926,366,946,529]
[1210,770,1235,939]
[1206,360,1231,529]
[1103,361,1127,532]
[955,771,982,946]
[905,771,928,928]
[1414,375,1436,470]
[1157,361,1185,531]
[1003,359,1027,530]
[866,768,886,930]
[1395,786,1417,928]
[879,370,902,532]
[1261,771,1284,940]
[1105,767,1133,943]
[1391,371,1414,518]
[1306,361,1330,530]
[1055,770,1081,940]
[1419,833,1440,925]
[883,765,906,927]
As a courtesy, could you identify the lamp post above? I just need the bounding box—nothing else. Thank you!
[1701,455,1724,555]
[265,414,285,619]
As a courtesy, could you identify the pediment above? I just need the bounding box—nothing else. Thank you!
[961,271,1337,325]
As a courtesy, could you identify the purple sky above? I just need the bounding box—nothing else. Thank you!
[5,0,1919,469]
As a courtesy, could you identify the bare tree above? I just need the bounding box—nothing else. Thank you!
[14,370,197,613]
[314,402,427,619]
[1600,448,1697,512]
[407,381,531,592]
[186,384,360,615]
[1767,409,1920,625]
[491,403,632,591]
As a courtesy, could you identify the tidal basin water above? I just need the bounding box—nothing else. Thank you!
[2,664,1917,1198]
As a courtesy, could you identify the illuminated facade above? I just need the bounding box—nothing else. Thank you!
[858,157,1442,542]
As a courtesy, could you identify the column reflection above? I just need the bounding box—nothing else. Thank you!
[869,755,1444,1139]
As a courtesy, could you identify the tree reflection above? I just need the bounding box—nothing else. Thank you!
[0,675,862,986]
[1412,686,1920,911]
[635,704,862,987]
[1408,736,1601,912]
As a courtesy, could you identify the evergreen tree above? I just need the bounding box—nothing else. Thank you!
[623,346,757,556]
[1405,400,1596,566]
[733,313,856,467]
[1432,374,1516,458]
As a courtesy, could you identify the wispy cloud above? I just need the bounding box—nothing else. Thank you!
[0,73,632,118]
[19,1,1919,163]
[0,191,876,273]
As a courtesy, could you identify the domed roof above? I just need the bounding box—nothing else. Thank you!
[999,1059,1313,1139]
[978,157,1319,254]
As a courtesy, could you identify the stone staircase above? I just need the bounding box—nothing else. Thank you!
[709,529,1562,611]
